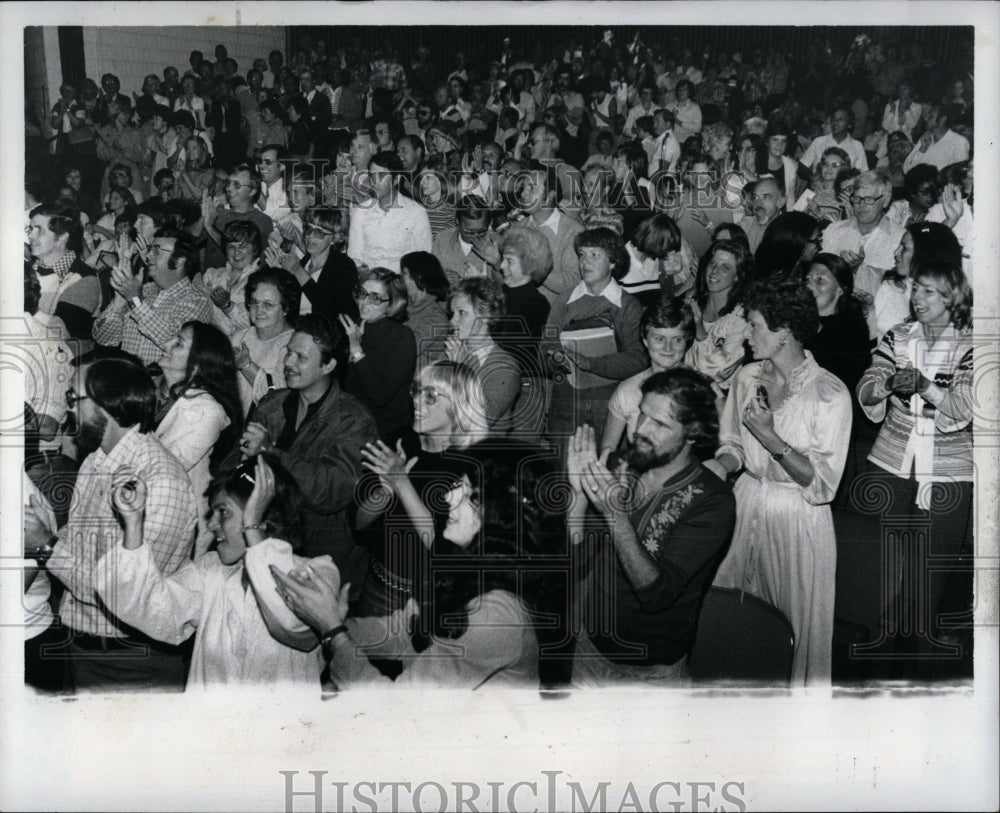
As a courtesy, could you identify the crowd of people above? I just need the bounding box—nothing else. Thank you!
[22,27,975,693]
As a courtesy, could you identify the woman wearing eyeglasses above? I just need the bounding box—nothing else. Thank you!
[230,268,299,418]
[341,269,418,440]
[201,220,263,337]
[350,360,488,617]
[264,208,359,326]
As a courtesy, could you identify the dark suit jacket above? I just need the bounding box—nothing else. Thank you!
[301,251,359,324]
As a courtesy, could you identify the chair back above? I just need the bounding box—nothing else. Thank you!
[688,586,795,685]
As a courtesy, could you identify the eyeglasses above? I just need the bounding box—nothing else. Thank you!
[256,158,277,166]
[410,383,450,406]
[226,181,254,190]
[460,224,489,237]
[304,225,335,238]
[66,387,90,409]
[821,161,845,170]
[148,243,174,256]
[248,299,280,311]
[353,285,390,305]
[850,194,880,206]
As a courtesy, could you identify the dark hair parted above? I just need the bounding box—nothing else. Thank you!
[29,202,83,254]
[640,296,696,348]
[694,239,753,315]
[85,355,157,432]
[295,312,346,367]
[401,251,449,301]
[639,368,720,460]
[745,279,819,347]
[573,227,629,280]
[245,267,301,324]
[205,453,305,550]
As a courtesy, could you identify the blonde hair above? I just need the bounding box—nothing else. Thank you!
[417,360,489,448]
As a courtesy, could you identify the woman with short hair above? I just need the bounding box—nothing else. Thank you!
[709,280,852,685]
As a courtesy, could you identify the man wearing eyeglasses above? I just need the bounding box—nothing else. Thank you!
[92,228,213,364]
[431,196,495,286]
[255,144,291,223]
[225,314,377,597]
[820,169,904,337]
[201,163,274,269]
[25,356,198,691]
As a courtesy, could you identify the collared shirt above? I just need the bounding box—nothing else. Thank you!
[48,426,198,637]
[902,129,970,173]
[566,277,624,307]
[92,277,214,365]
[22,312,74,430]
[821,216,905,302]
[347,193,433,272]
[534,207,562,235]
[258,177,290,222]
[35,252,82,315]
[202,261,259,337]
[647,130,680,175]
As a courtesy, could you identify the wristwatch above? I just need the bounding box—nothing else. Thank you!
[771,442,792,462]
[129,296,141,309]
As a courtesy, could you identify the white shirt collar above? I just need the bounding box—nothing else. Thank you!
[458,234,474,255]
[536,207,561,232]
[567,277,623,307]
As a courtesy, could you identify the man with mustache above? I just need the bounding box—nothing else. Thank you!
[742,176,786,253]
[567,367,736,686]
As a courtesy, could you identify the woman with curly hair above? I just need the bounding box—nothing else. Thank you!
[708,280,852,685]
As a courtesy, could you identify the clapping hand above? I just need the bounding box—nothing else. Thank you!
[839,246,865,269]
[567,425,599,497]
[337,313,364,353]
[580,454,630,522]
[112,473,147,546]
[234,341,251,371]
[444,334,468,363]
[210,286,232,309]
[242,455,276,530]
[940,183,965,225]
[270,560,348,634]
[360,439,417,494]
[240,421,274,458]
[110,247,142,301]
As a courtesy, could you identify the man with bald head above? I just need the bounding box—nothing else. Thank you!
[742,177,785,253]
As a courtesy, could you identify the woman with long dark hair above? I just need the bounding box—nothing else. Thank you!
[873,221,961,341]
[154,320,243,553]
[804,253,870,393]
[685,238,753,402]
[271,444,568,689]
[753,211,821,283]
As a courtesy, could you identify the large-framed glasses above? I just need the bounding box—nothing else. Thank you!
[353,285,390,305]
[409,383,450,406]
[66,387,90,409]
[148,243,174,256]
[850,194,880,206]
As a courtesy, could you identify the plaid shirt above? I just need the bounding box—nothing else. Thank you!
[92,277,213,365]
[48,426,198,637]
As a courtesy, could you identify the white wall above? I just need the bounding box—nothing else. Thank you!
[24,27,63,137]
[83,26,286,98]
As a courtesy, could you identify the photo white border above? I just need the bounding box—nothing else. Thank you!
[1,3,997,811]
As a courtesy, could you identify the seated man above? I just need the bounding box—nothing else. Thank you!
[567,368,736,686]
[26,356,198,691]
[92,228,213,364]
[431,196,495,286]
[231,314,378,598]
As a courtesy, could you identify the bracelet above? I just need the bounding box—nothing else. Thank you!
[320,624,349,650]
[771,442,792,462]
[238,359,251,371]
[241,522,266,532]
[349,350,365,363]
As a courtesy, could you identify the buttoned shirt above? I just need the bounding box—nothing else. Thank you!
[800,133,869,172]
[92,277,214,365]
[48,426,198,637]
[902,129,970,173]
[348,193,432,272]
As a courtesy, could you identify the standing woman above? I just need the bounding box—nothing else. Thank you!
[202,220,263,336]
[856,263,973,668]
[351,360,488,616]
[685,239,753,404]
[445,278,521,436]
[341,268,418,440]
[873,222,961,342]
[609,140,652,242]
[231,268,299,418]
[286,97,314,161]
[154,320,243,554]
[709,281,852,685]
